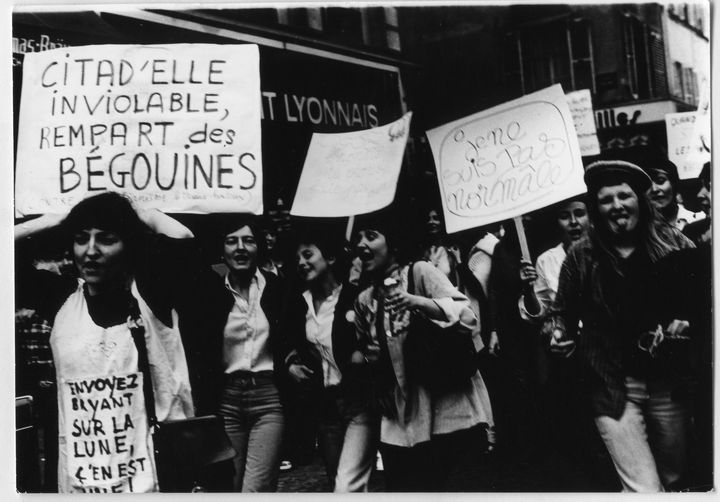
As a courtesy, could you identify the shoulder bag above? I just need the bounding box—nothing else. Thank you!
[403,262,478,393]
[128,309,236,492]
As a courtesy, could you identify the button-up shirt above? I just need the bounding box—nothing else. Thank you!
[223,270,273,374]
[303,285,343,388]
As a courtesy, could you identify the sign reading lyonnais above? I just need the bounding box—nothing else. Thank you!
[15,44,262,216]
[426,84,585,233]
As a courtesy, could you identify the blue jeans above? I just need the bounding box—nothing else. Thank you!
[317,389,378,492]
[219,372,285,492]
[594,377,689,492]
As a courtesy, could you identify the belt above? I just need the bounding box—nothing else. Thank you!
[225,370,274,385]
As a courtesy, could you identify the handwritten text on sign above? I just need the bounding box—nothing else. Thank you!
[665,112,705,180]
[426,85,585,233]
[290,112,412,217]
[15,44,262,216]
[565,89,600,156]
[63,372,153,493]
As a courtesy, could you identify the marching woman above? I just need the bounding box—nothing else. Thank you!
[352,209,493,492]
[544,157,695,491]
[518,195,591,321]
[14,192,196,493]
[282,227,378,492]
[201,215,296,492]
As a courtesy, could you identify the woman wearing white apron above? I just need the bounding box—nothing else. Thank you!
[15,192,196,493]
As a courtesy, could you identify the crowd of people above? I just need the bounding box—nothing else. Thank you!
[14,145,713,493]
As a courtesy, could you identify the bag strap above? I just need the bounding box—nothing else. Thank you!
[406,261,417,295]
[128,298,158,428]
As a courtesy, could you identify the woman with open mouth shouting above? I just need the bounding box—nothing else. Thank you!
[351,209,493,492]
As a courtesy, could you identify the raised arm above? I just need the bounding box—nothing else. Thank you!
[137,208,194,238]
[15,213,65,241]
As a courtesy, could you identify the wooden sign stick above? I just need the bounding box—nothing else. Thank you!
[513,216,532,262]
[345,215,355,242]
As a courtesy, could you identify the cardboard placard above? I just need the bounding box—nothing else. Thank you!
[291,112,412,217]
[426,85,585,233]
[15,44,263,216]
[565,89,600,156]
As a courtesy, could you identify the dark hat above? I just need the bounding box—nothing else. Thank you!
[584,159,652,194]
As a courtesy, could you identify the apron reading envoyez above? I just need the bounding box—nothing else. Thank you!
[51,280,194,493]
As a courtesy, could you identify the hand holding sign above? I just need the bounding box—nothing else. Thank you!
[426,85,584,233]
[291,112,412,217]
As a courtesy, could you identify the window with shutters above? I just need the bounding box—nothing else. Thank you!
[622,13,667,99]
[503,16,595,95]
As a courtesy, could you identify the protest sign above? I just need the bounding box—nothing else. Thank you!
[290,112,412,217]
[687,76,711,166]
[565,89,600,156]
[15,44,262,216]
[426,84,585,233]
[62,372,153,493]
[665,112,706,179]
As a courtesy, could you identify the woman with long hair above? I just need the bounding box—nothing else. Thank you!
[544,157,695,491]
[351,209,492,491]
[15,192,196,493]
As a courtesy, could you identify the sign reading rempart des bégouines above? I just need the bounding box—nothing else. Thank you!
[15,44,262,216]
[426,84,585,233]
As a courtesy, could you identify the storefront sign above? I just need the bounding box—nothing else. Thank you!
[15,44,263,216]
[291,112,411,217]
[427,84,585,233]
[594,100,678,130]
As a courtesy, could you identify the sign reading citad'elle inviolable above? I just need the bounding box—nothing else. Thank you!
[15,44,263,216]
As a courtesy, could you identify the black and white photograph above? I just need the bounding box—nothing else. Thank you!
[9,0,714,495]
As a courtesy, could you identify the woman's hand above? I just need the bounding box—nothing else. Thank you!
[447,245,462,264]
[385,289,420,313]
[548,328,576,357]
[519,260,538,290]
[351,345,381,365]
[288,363,314,383]
[488,330,500,356]
[665,319,690,338]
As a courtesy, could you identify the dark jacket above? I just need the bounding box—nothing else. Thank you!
[547,231,695,419]
[181,263,300,414]
[279,283,363,395]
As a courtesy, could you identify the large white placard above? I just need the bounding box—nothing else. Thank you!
[426,84,585,233]
[665,112,706,180]
[565,89,600,156]
[290,112,412,217]
[15,44,263,216]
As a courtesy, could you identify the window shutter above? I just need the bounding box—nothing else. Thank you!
[648,29,667,97]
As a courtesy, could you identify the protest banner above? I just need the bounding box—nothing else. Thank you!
[290,112,412,217]
[62,372,152,493]
[426,84,585,234]
[15,44,262,216]
[665,112,706,179]
[565,89,600,156]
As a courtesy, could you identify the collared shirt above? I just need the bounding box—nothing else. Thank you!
[303,285,343,387]
[223,270,273,374]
